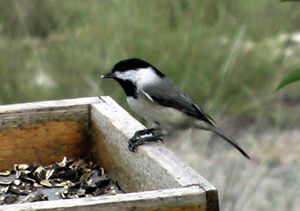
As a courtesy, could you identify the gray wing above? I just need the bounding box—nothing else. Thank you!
[142,78,215,125]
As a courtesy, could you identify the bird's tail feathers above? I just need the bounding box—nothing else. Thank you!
[209,126,250,159]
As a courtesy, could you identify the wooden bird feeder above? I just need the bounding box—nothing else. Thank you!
[0,96,219,210]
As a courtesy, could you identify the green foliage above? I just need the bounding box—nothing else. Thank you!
[0,0,299,117]
[281,0,300,2]
[277,67,300,90]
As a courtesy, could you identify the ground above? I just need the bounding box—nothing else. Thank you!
[167,124,299,211]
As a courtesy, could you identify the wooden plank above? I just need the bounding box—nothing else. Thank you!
[0,97,100,169]
[0,186,206,211]
[0,120,90,170]
[0,97,100,114]
[90,96,219,210]
[0,97,100,128]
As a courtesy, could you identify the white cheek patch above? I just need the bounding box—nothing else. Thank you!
[115,70,137,81]
[115,67,159,87]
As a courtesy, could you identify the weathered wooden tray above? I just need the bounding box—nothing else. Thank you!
[0,96,219,210]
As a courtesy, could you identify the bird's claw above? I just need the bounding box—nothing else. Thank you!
[128,138,138,152]
[128,133,163,152]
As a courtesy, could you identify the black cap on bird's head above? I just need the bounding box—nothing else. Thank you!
[112,58,153,72]
[101,58,165,79]
[101,58,164,98]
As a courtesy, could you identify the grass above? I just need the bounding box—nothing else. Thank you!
[0,0,299,210]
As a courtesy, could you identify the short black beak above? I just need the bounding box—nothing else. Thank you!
[101,71,114,78]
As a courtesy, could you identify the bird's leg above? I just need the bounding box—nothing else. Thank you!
[128,134,163,152]
[128,128,163,152]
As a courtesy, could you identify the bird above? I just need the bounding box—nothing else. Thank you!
[102,58,250,159]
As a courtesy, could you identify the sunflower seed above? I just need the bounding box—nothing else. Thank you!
[14,164,29,171]
[13,180,21,186]
[0,157,122,204]
[45,169,55,180]
[33,166,46,182]
[0,170,11,176]
[40,180,52,188]
[0,179,13,185]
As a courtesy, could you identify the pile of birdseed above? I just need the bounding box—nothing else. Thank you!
[0,157,122,205]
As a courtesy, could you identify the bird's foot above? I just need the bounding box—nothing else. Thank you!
[128,132,163,152]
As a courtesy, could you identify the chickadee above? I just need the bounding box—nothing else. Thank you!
[102,58,250,159]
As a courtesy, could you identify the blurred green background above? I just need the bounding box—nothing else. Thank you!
[0,0,299,210]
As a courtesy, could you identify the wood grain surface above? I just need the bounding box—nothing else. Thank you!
[0,96,219,211]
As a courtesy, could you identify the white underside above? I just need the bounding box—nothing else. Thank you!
[127,95,208,134]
